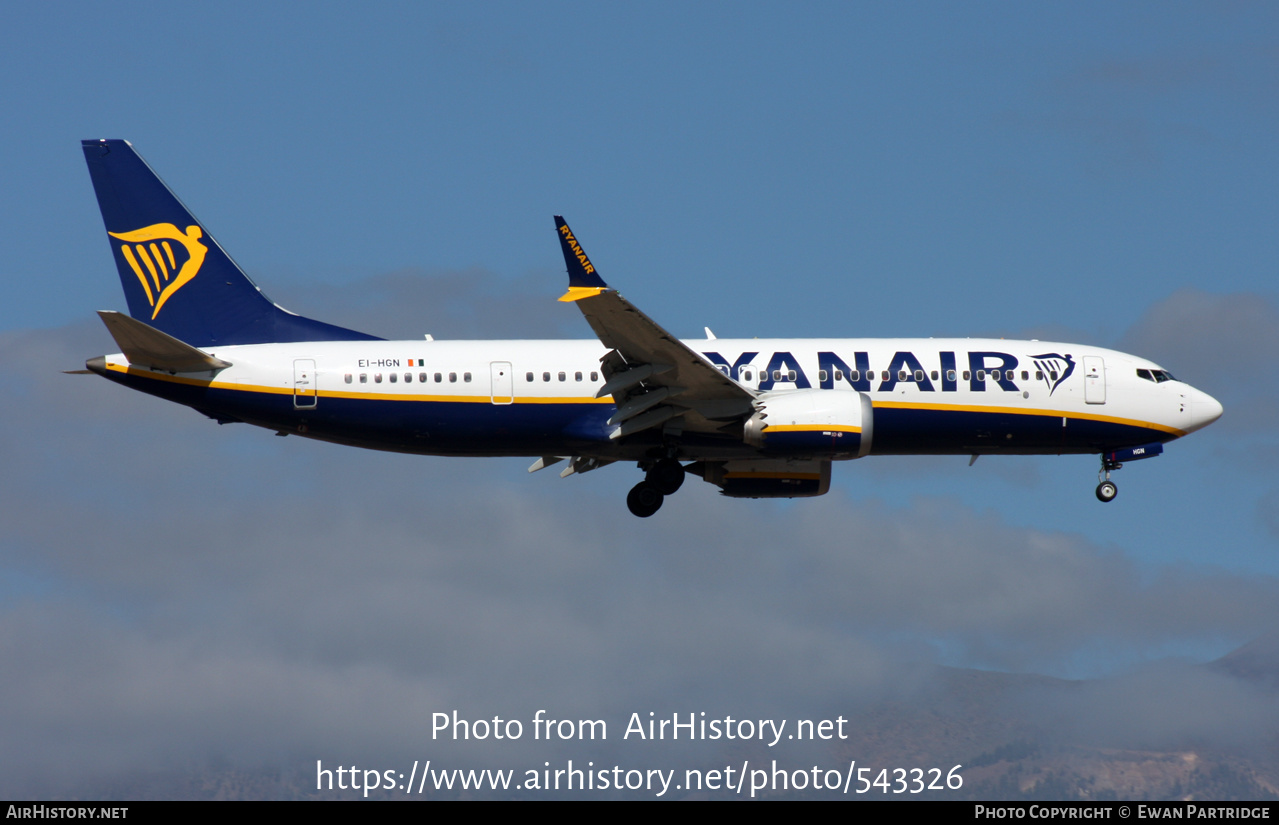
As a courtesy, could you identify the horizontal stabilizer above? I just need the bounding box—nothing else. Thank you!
[96,310,232,373]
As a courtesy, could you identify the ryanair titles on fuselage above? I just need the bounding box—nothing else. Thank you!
[701,348,1076,395]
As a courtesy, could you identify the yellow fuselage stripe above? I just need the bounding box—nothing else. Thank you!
[766,424,862,434]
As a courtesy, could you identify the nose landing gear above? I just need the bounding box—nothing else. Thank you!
[1093,442,1165,503]
[1096,454,1122,502]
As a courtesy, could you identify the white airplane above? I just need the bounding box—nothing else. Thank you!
[79,140,1223,517]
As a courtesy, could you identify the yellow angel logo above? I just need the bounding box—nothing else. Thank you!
[108,223,208,319]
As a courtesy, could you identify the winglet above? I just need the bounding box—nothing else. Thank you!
[554,216,609,301]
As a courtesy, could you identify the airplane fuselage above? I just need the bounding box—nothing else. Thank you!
[89,336,1219,461]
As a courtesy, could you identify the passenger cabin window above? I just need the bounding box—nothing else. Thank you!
[543,372,551,382]
[1036,371,1043,380]
[590,371,599,381]
[834,369,844,381]
[359,374,367,383]
[1021,370,1029,380]
[419,373,427,383]
[375,374,383,383]
[818,370,828,382]
[787,370,797,382]
[558,372,566,382]
[931,370,939,380]
[947,370,956,382]
[344,374,352,384]
[526,372,534,382]
[976,370,985,381]
[850,370,860,381]
[434,373,442,383]
[742,370,753,382]
[881,371,890,381]
[575,371,583,381]
[914,369,924,382]
[449,373,457,383]
[389,373,397,383]
[464,373,472,382]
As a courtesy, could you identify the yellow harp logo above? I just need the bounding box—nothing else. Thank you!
[108,223,208,319]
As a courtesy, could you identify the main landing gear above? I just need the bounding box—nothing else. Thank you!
[626,458,686,517]
[1096,454,1121,503]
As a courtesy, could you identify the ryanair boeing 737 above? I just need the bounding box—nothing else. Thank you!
[78,140,1223,517]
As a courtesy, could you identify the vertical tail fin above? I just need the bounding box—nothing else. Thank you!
[82,139,379,346]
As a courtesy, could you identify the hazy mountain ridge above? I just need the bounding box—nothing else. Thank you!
[64,637,1279,800]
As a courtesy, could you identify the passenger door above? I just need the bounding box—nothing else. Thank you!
[490,361,513,405]
[1083,356,1106,404]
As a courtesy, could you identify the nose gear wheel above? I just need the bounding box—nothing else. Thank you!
[1095,454,1122,503]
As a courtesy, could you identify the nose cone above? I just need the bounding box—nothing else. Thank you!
[1184,386,1224,434]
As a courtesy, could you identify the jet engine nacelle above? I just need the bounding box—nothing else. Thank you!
[743,388,873,458]
[701,458,832,498]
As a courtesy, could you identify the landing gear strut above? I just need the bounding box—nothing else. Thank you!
[1096,454,1121,503]
[646,458,685,495]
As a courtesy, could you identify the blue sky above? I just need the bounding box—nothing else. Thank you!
[2,1,1278,798]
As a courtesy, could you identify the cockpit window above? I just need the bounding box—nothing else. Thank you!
[1138,368,1177,383]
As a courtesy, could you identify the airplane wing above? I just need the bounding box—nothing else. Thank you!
[554,216,755,440]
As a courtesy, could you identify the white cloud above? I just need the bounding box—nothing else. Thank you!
[3,298,1275,796]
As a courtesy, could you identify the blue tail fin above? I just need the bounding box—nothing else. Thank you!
[82,139,380,346]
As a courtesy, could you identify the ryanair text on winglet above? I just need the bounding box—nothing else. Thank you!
[559,224,596,274]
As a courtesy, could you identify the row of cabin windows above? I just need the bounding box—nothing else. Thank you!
[733,368,1059,383]
[525,371,600,383]
[341,371,602,385]
[339,366,1067,388]
[344,372,471,384]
